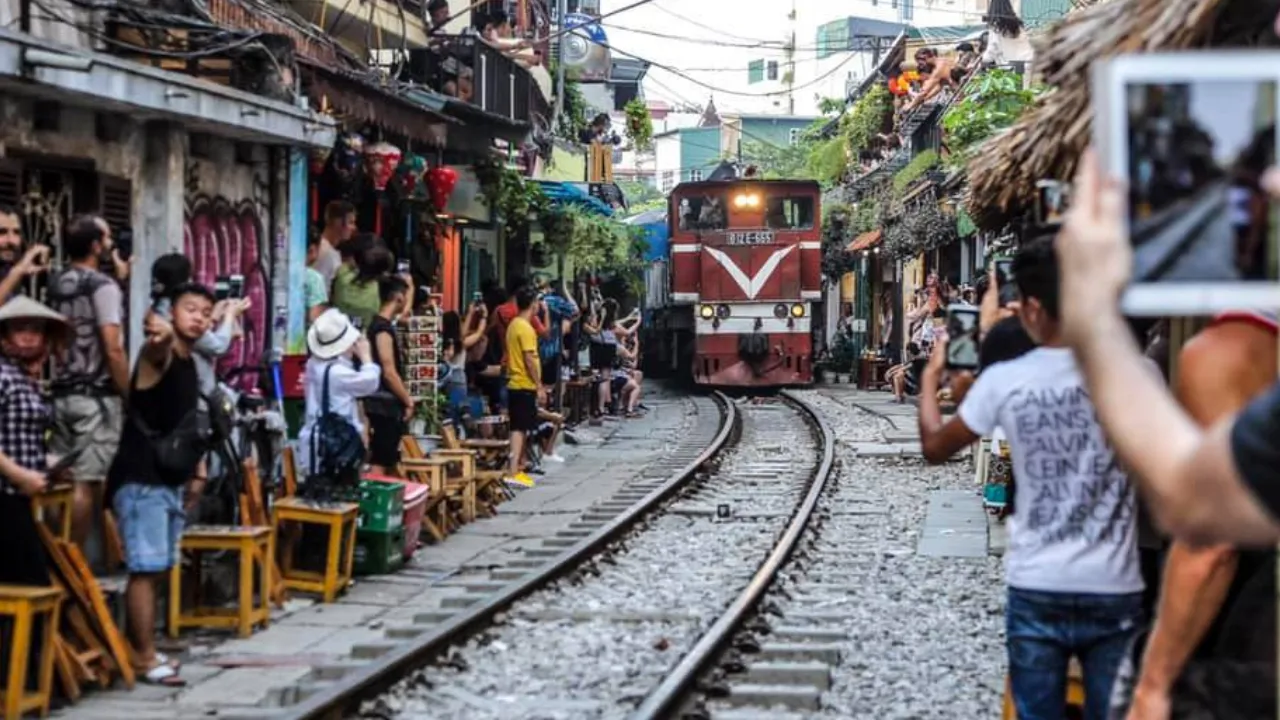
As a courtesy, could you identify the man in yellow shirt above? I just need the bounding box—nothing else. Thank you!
[504,287,544,488]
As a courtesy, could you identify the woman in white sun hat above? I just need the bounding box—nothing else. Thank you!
[296,308,381,480]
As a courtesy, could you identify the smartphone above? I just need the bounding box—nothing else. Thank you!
[214,276,231,301]
[114,227,133,261]
[397,260,410,275]
[1034,179,1071,226]
[994,258,1017,305]
[945,305,981,371]
[228,274,245,299]
[472,291,483,305]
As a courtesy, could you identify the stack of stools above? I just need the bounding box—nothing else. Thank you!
[273,498,359,603]
[0,585,62,720]
[353,480,406,576]
[168,526,273,638]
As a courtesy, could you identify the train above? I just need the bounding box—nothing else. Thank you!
[641,178,823,388]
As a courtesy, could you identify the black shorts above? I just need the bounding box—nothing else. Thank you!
[367,413,405,468]
[541,356,560,387]
[508,389,540,433]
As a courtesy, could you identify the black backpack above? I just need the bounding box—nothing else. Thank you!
[308,364,365,486]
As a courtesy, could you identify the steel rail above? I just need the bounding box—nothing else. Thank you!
[278,392,738,720]
[630,390,837,720]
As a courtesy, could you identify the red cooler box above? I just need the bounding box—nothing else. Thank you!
[362,474,430,561]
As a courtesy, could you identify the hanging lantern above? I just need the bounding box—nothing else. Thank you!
[364,142,402,192]
[331,131,365,182]
[426,165,460,213]
[309,146,332,176]
[394,154,429,200]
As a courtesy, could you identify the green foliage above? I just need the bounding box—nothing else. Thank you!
[817,96,845,115]
[851,200,881,235]
[737,137,816,181]
[820,203,859,282]
[474,157,549,240]
[617,181,665,214]
[892,150,940,195]
[805,85,891,185]
[829,333,857,372]
[538,205,644,288]
[623,98,653,152]
[554,72,590,143]
[941,69,1044,166]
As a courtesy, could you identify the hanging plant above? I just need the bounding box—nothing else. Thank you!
[892,149,940,195]
[474,156,548,239]
[554,71,590,144]
[805,84,891,185]
[941,68,1045,167]
[623,98,653,152]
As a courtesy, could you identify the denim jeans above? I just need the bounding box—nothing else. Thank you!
[1006,586,1144,720]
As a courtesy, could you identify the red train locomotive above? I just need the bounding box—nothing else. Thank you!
[644,179,822,387]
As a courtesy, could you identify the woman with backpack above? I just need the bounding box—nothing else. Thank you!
[296,308,380,490]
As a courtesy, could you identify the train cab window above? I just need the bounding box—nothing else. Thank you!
[765,196,815,230]
[677,194,727,232]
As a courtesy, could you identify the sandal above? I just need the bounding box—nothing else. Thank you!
[140,662,186,687]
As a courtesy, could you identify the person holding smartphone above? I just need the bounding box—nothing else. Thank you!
[917,236,1144,719]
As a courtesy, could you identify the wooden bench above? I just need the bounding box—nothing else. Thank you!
[273,499,358,603]
[0,585,62,720]
[441,423,512,509]
[401,437,478,527]
[168,526,272,638]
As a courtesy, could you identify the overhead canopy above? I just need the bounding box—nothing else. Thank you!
[907,25,987,44]
[847,229,882,252]
[534,180,615,216]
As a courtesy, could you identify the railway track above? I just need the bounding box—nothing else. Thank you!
[240,390,843,720]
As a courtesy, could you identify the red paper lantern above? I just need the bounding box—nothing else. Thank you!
[427,165,460,213]
[364,142,402,192]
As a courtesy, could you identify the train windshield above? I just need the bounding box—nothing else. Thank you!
[676,193,728,232]
[765,196,815,230]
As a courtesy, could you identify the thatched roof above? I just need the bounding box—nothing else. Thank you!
[965,0,1280,231]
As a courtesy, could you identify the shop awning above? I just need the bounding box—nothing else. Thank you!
[302,64,455,148]
[534,180,614,217]
[847,229,882,252]
[0,28,336,148]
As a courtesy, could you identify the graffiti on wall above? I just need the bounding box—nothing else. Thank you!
[184,195,269,391]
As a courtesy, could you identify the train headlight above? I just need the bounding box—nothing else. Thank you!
[716,304,731,319]
[732,193,761,208]
[773,303,788,319]
[790,303,806,318]
[699,304,714,319]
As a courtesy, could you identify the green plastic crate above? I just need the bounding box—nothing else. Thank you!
[357,480,405,533]
[354,527,406,576]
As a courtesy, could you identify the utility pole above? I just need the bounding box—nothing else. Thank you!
[552,0,569,134]
[787,0,797,115]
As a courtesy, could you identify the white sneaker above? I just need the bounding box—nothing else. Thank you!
[544,453,566,463]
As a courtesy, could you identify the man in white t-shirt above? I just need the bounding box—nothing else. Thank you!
[313,200,357,288]
[915,236,1143,719]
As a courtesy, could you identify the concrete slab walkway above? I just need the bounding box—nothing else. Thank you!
[55,389,699,719]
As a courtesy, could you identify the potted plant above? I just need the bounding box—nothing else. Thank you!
[829,335,857,385]
[413,393,450,453]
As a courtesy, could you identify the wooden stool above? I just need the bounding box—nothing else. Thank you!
[273,498,358,603]
[1001,660,1086,719]
[168,526,272,638]
[0,585,62,720]
[30,487,73,542]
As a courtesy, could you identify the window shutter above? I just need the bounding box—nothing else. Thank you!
[96,174,133,231]
[0,158,23,210]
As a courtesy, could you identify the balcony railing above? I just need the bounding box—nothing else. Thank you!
[406,34,548,125]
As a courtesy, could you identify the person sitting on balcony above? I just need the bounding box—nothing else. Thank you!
[480,10,539,66]
[427,0,450,31]
[904,48,959,112]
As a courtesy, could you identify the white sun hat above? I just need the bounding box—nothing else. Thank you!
[307,308,360,360]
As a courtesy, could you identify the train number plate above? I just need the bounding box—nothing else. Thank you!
[726,231,775,246]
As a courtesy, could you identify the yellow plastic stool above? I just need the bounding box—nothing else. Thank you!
[168,526,273,638]
[273,498,358,603]
[0,585,62,720]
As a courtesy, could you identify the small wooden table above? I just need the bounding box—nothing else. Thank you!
[858,357,890,390]
[273,498,358,603]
